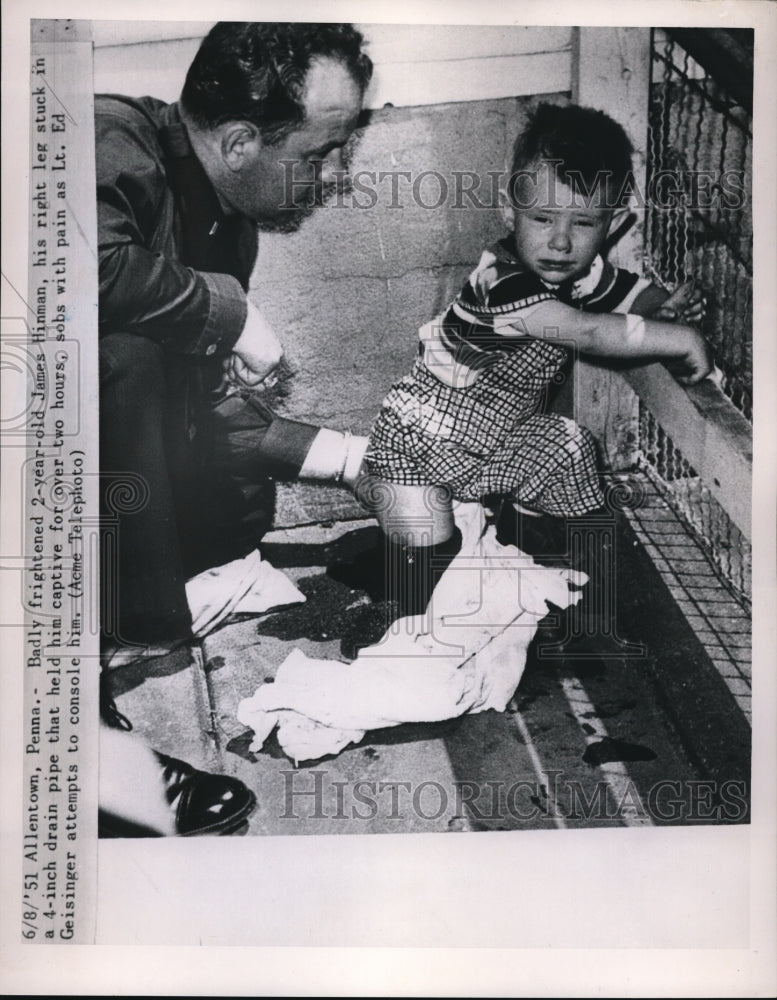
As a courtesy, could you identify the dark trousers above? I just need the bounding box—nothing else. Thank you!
[99,333,276,646]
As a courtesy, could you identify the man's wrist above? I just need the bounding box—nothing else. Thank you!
[299,429,369,486]
[341,435,369,488]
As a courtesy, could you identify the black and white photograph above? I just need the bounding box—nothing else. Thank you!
[90,17,757,835]
[1,0,775,994]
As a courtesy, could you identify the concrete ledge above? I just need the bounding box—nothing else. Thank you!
[620,363,752,539]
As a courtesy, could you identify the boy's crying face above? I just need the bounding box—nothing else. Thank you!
[505,161,615,286]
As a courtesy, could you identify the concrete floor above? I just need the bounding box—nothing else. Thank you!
[105,482,751,838]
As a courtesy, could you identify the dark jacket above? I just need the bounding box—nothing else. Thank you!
[95,94,318,477]
[96,95,258,356]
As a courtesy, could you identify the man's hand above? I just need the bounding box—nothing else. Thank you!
[653,281,705,326]
[223,353,261,388]
[229,301,283,387]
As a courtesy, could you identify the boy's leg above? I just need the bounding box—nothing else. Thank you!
[340,480,462,656]
[482,415,619,639]
[375,481,461,617]
[491,415,603,525]
[374,481,456,548]
[481,413,604,555]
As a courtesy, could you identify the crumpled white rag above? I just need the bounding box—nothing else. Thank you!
[237,503,587,764]
[185,548,305,638]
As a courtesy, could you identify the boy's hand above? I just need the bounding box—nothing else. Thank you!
[665,326,714,385]
[654,281,705,326]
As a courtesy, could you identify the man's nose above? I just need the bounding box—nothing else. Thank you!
[548,220,572,253]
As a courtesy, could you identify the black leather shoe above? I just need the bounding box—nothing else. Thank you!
[99,753,257,838]
[157,753,257,836]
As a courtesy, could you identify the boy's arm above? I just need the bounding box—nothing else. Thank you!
[518,299,713,385]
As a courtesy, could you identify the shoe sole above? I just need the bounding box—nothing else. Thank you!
[99,789,257,838]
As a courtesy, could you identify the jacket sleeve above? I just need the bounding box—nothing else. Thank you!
[96,106,246,356]
[209,389,322,480]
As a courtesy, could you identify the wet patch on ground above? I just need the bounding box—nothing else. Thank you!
[582,737,658,766]
[253,573,392,653]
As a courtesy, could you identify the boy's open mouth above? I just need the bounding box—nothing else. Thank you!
[538,259,576,271]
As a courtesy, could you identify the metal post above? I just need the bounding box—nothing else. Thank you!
[567,27,652,471]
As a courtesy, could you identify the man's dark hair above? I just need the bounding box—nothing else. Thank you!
[181,22,373,144]
[508,102,635,207]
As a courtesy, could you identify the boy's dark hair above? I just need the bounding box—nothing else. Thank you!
[181,22,372,144]
[508,102,634,207]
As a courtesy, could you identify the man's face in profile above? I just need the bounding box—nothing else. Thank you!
[229,57,363,231]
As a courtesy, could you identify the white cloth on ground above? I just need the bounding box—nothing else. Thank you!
[237,503,587,764]
[186,548,305,638]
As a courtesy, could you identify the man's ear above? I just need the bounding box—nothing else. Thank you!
[220,122,260,171]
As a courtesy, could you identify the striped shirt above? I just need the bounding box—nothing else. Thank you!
[420,239,649,389]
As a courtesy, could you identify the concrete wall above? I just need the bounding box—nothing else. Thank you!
[91,22,573,110]
[89,21,579,523]
[252,95,567,434]
[90,20,575,449]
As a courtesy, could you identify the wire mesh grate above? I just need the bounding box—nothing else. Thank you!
[636,405,751,605]
[619,471,751,723]
[637,29,752,603]
[645,29,752,419]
